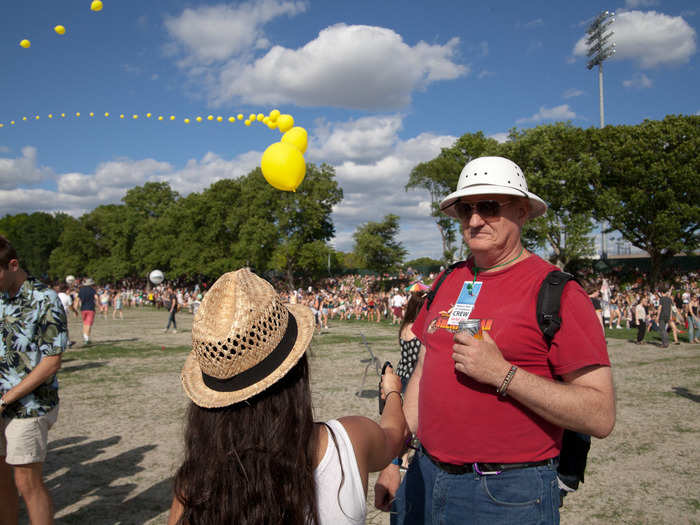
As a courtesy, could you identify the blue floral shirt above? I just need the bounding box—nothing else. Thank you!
[1,276,68,418]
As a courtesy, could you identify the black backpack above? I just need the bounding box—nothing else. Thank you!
[426,264,590,506]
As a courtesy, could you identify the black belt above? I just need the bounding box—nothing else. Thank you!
[421,446,557,475]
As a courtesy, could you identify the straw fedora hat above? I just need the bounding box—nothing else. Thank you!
[181,269,315,408]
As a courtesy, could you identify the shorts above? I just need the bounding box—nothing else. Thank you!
[392,306,404,318]
[0,406,59,465]
[81,310,95,326]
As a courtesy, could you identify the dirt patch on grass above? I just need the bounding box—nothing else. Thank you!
[24,309,700,524]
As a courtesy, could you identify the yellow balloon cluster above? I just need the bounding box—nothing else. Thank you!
[0,107,308,192]
[259,110,308,191]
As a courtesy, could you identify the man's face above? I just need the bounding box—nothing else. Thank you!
[0,259,19,294]
[457,194,528,254]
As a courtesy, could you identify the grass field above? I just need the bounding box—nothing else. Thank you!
[16,308,700,524]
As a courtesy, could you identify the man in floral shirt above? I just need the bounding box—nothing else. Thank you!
[0,235,67,525]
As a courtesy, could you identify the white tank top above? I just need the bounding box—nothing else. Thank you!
[314,419,366,525]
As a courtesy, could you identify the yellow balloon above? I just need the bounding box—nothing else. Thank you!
[263,116,270,125]
[228,116,235,123]
[158,116,163,121]
[207,115,214,121]
[35,115,40,120]
[91,0,103,12]
[269,109,281,122]
[61,113,66,118]
[133,114,139,119]
[267,120,278,130]
[76,112,81,117]
[104,112,110,117]
[256,113,264,121]
[237,114,244,120]
[146,113,152,118]
[276,114,294,133]
[10,121,15,125]
[217,116,223,122]
[281,126,308,154]
[22,116,27,121]
[48,114,53,118]
[261,142,306,192]
[249,113,256,121]
[244,120,251,126]
[20,39,31,48]
[170,115,175,121]
[184,118,190,123]
[54,25,66,35]
[196,116,202,122]
[89,112,94,117]
[0,124,3,128]
[120,114,125,119]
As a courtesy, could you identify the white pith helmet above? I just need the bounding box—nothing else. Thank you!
[440,156,547,220]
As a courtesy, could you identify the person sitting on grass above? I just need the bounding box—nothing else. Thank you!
[168,268,408,525]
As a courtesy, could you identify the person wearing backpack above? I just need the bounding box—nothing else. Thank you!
[376,156,615,525]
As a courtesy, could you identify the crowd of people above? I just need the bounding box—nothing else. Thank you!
[1,154,698,524]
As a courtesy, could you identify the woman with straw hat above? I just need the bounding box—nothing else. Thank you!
[168,268,407,525]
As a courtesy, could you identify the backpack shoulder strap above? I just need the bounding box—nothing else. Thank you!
[426,261,464,312]
[536,270,577,346]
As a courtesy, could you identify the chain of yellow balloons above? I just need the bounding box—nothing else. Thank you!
[0,109,308,192]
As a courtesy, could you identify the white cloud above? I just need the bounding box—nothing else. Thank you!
[310,115,402,164]
[164,0,308,64]
[622,73,653,88]
[1,150,260,217]
[516,104,577,124]
[0,146,51,189]
[563,88,584,99]
[488,132,509,143]
[169,20,467,110]
[624,0,658,7]
[477,70,495,79]
[523,18,544,28]
[572,10,697,68]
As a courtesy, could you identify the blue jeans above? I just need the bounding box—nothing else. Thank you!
[395,449,560,525]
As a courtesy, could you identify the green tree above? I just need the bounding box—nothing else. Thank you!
[504,122,597,268]
[0,212,69,278]
[353,214,407,275]
[48,216,99,280]
[587,115,700,284]
[406,132,501,262]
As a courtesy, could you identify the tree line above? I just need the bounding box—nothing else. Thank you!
[1,115,697,287]
[408,115,699,284]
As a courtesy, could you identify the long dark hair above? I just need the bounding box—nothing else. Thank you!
[173,354,319,525]
[399,292,427,339]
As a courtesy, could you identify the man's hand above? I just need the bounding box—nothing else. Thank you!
[374,463,400,511]
[452,331,510,387]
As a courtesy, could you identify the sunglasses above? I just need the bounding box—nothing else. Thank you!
[454,199,515,221]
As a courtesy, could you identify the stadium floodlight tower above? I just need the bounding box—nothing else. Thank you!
[585,10,616,128]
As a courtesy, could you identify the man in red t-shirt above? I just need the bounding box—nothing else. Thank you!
[375,156,615,525]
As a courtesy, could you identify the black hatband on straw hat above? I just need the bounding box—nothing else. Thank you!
[202,313,298,393]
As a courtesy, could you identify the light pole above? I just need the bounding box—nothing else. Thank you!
[585,10,616,128]
[585,10,615,257]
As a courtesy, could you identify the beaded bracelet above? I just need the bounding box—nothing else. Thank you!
[496,365,518,397]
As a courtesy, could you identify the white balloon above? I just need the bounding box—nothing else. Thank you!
[65,275,75,285]
[149,269,165,285]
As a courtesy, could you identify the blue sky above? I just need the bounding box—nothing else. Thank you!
[1,0,697,260]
